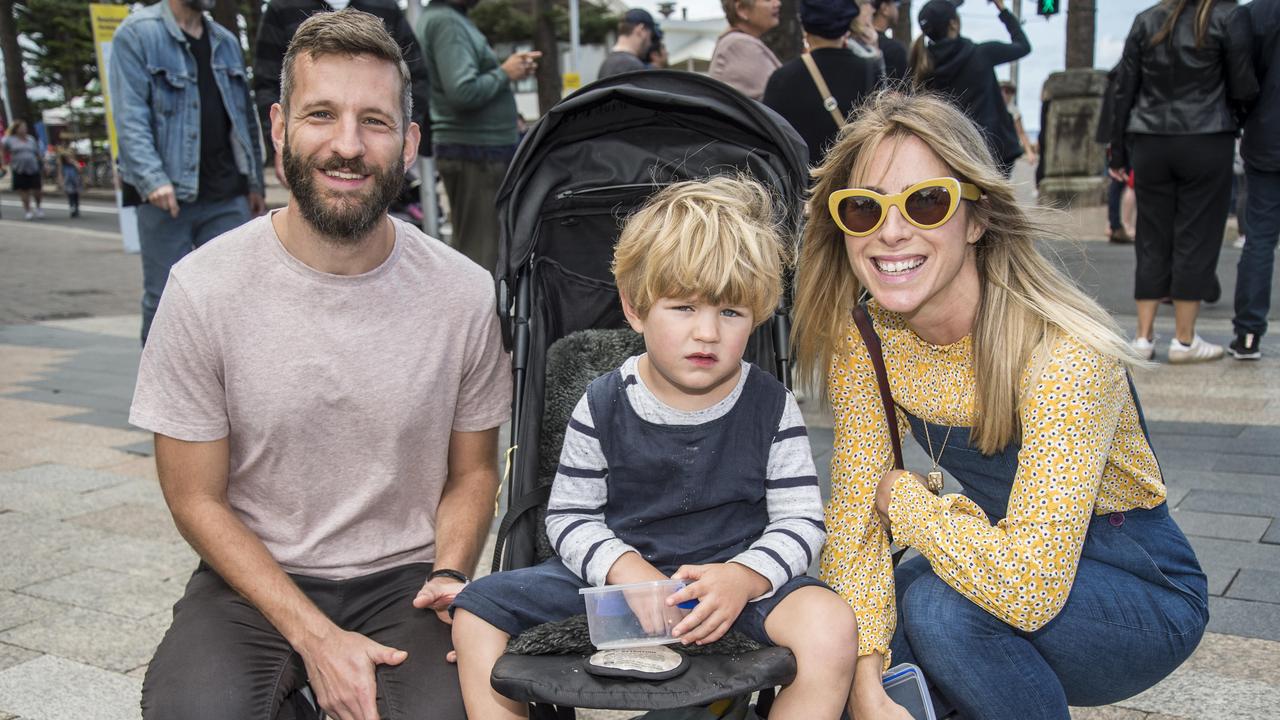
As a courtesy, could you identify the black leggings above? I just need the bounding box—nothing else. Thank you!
[1131,133,1234,301]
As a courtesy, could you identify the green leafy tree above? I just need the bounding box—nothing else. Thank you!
[15,0,129,105]
[0,0,33,124]
[472,0,616,46]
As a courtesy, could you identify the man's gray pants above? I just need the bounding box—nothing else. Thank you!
[141,562,464,719]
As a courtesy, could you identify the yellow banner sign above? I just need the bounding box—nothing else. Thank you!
[89,3,130,160]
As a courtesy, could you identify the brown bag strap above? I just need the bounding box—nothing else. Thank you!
[799,52,846,130]
[852,304,904,470]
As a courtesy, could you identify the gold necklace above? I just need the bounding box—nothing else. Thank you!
[923,422,953,494]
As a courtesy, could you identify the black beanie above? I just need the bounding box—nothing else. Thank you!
[801,0,861,40]
[918,0,958,42]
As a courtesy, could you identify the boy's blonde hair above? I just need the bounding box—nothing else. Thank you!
[613,176,785,327]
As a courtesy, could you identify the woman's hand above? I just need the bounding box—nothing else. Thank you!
[875,470,936,528]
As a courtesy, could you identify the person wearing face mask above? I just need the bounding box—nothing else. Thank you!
[110,0,267,345]
[908,0,1030,176]
[710,0,783,100]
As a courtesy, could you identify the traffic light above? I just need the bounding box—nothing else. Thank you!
[1037,0,1060,16]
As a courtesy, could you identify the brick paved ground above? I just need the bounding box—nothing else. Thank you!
[2,173,1280,718]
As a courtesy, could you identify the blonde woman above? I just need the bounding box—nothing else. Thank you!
[793,91,1208,719]
[709,0,782,100]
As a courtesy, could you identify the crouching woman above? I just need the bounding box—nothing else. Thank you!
[791,90,1208,720]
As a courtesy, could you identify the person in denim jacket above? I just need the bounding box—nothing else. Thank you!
[110,0,266,344]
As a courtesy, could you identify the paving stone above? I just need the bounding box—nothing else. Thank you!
[96,457,157,482]
[1178,490,1280,521]
[1170,509,1271,541]
[17,366,137,401]
[1206,597,1280,642]
[0,464,131,494]
[1148,421,1246,438]
[14,443,136,471]
[1263,519,1280,546]
[0,543,85,592]
[1068,707,1149,719]
[0,455,35,473]
[0,592,67,632]
[1164,484,1190,509]
[113,441,153,458]
[0,482,104,519]
[0,654,141,720]
[0,513,115,554]
[22,569,183,620]
[1213,452,1280,475]
[58,535,196,581]
[0,606,166,673]
[1226,568,1280,604]
[79,479,167,510]
[6,388,131,416]
[1204,566,1236,597]
[1190,536,1280,573]
[1124,663,1278,720]
[0,643,38,673]
[1143,448,1220,472]
[58,409,135,431]
[1181,632,1280,685]
[1161,470,1280,498]
[66,503,183,544]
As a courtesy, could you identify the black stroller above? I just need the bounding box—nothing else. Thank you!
[488,70,811,718]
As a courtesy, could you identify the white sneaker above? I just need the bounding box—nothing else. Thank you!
[1168,335,1224,364]
[34,207,44,219]
[1130,335,1156,361]
[23,211,33,221]
[1234,235,1246,249]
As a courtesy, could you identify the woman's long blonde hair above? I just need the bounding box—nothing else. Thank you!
[792,90,1143,454]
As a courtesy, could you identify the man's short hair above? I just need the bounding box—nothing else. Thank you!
[619,8,658,37]
[280,9,413,128]
[613,176,785,326]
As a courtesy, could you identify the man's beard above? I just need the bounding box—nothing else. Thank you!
[183,0,217,11]
[282,136,404,245]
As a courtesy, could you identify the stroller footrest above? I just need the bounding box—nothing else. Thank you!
[491,647,796,710]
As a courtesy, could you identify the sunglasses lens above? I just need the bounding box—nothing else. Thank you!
[904,185,953,226]
[839,195,884,234]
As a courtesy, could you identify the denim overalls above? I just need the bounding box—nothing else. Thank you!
[888,384,1209,720]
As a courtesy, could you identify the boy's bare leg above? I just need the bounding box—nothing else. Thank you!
[762,586,858,719]
[451,609,528,720]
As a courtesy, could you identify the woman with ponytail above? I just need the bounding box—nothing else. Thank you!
[908,0,1028,176]
[794,90,1208,719]
[1110,0,1257,364]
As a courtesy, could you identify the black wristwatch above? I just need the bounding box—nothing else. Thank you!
[429,568,470,584]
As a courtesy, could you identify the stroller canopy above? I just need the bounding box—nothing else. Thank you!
[496,70,809,296]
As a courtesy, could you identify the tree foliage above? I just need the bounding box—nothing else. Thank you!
[472,0,617,46]
[14,0,128,104]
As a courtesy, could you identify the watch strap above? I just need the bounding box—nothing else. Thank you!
[429,568,469,584]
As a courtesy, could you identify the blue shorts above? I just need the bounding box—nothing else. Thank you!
[452,557,829,646]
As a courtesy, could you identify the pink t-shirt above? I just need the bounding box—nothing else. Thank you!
[130,213,511,580]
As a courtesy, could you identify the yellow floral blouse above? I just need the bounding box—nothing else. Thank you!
[819,302,1166,661]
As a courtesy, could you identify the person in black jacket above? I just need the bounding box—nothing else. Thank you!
[253,0,432,172]
[1111,0,1257,364]
[1231,0,1280,359]
[764,0,879,165]
[872,0,909,81]
[908,0,1029,176]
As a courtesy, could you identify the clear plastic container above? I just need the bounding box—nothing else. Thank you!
[579,579,692,649]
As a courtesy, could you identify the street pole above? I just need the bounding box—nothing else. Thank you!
[402,0,441,239]
[1010,0,1021,95]
[569,0,581,78]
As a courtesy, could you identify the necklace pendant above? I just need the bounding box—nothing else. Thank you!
[926,470,944,494]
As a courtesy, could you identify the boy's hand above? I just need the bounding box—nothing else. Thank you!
[667,563,769,645]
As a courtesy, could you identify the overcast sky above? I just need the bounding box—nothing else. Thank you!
[628,0,1152,132]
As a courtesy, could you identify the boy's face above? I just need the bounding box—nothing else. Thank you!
[621,294,755,412]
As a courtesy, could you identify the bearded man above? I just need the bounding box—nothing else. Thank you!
[131,10,510,720]
[111,0,267,344]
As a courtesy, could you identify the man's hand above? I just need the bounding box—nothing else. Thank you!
[990,0,1007,12]
[501,51,541,82]
[1108,167,1129,183]
[299,628,407,720]
[667,563,767,645]
[412,576,465,624]
[248,191,267,217]
[148,183,179,218]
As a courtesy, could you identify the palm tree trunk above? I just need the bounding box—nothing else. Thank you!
[0,0,32,124]
[532,0,561,115]
[762,0,802,63]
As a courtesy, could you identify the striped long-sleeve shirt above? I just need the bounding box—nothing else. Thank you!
[545,356,827,598]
